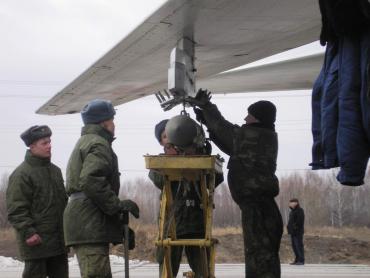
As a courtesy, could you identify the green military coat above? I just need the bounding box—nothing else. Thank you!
[64,124,123,246]
[201,103,279,205]
[6,151,67,260]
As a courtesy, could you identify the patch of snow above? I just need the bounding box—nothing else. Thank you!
[0,256,24,268]
[0,255,149,269]
[68,255,149,268]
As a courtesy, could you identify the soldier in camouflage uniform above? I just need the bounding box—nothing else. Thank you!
[63,99,139,278]
[190,90,283,278]
[149,119,223,278]
[6,125,68,278]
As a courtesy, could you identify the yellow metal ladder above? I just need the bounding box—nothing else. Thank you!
[145,155,223,278]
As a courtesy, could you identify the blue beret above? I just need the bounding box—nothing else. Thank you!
[81,99,116,125]
[21,125,52,146]
[155,119,168,143]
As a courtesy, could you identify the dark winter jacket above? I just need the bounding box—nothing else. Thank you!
[319,0,370,45]
[199,103,279,207]
[6,151,67,260]
[287,206,305,236]
[311,37,370,186]
[149,163,223,236]
[63,124,123,246]
[312,1,370,186]
[310,42,339,170]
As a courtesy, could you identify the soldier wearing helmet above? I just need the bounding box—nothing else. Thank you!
[149,116,223,278]
[189,90,283,278]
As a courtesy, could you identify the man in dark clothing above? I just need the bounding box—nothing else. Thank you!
[287,198,305,265]
[149,118,223,278]
[6,125,69,278]
[63,99,139,278]
[189,90,283,278]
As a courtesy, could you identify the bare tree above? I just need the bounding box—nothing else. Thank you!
[116,167,370,229]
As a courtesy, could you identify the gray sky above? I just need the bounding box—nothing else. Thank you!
[0,0,324,180]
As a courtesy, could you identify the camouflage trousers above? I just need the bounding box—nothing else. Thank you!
[22,253,68,278]
[240,197,283,278]
[74,244,112,278]
[157,233,209,278]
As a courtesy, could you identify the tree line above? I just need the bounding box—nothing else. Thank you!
[0,169,369,229]
[118,169,370,228]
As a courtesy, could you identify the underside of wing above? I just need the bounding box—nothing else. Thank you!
[37,0,320,115]
[199,53,324,94]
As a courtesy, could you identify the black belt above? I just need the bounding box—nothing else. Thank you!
[69,192,87,201]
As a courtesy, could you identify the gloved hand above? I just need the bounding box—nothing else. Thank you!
[187,88,212,108]
[204,140,212,155]
[120,200,140,218]
[193,107,205,124]
[127,227,135,250]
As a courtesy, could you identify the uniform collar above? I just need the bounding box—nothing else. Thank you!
[25,150,50,167]
[243,122,275,131]
[81,124,114,143]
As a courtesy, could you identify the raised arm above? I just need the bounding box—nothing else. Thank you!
[190,90,238,155]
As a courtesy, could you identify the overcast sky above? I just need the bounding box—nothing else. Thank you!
[0,0,325,181]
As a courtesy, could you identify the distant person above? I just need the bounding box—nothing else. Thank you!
[189,90,283,278]
[63,99,139,278]
[149,117,223,278]
[6,125,68,278]
[287,198,305,265]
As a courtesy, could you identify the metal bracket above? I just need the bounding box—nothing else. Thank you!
[156,37,196,111]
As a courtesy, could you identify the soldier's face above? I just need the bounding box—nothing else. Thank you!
[101,118,115,136]
[30,137,52,158]
[160,131,169,145]
[289,201,298,208]
[244,114,259,125]
[160,131,177,155]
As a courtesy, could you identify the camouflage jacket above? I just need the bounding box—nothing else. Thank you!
[64,124,123,246]
[201,103,279,206]
[149,169,223,236]
[6,150,67,260]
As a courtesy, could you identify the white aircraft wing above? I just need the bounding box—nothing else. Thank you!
[37,0,320,115]
[200,53,324,94]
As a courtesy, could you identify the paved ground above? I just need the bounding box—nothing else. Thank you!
[2,263,370,277]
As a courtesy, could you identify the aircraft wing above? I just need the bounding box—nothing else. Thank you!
[199,53,324,94]
[37,0,321,115]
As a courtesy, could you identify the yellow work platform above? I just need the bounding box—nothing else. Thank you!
[144,155,223,278]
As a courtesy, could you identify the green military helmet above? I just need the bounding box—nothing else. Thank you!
[165,115,205,149]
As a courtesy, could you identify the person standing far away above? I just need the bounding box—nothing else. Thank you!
[189,89,283,278]
[63,99,140,278]
[287,198,305,265]
[6,125,69,278]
